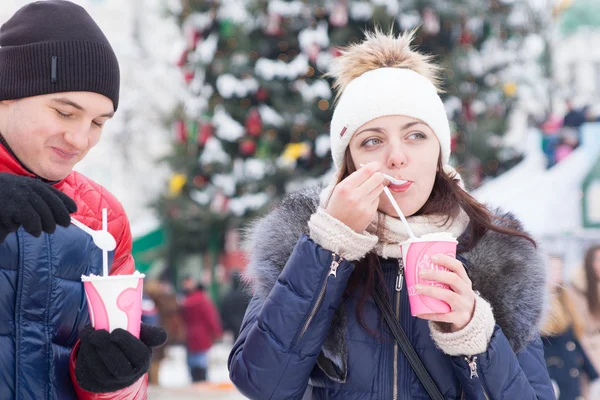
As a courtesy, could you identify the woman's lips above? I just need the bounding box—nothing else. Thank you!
[388,180,412,192]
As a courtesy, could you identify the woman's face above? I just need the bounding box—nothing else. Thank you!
[548,256,564,287]
[594,249,600,279]
[349,115,440,217]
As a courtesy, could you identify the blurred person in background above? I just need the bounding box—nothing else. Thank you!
[0,1,166,398]
[229,30,554,399]
[148,279,186,345]
[554,130,579,164]
[542,256,598,399]
[181,276,223,382]
[563,100,587,130]
[219,272,251,341]
[540,114,563,168]
[567,245,600,396]
[142,282,166,386]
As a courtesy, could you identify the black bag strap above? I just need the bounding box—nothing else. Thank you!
[372,284,444,400]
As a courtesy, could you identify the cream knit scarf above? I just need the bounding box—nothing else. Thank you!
[366,208,470,259]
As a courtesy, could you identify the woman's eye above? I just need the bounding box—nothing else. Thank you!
[362,138,382,147]
[408,132,426,140]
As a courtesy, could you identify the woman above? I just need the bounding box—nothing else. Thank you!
[228,30,554,399]
[567,245,600,394]
[542,256,598,399]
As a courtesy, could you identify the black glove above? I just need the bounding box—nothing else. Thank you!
[75,324,168,393]
[0,173,77,243]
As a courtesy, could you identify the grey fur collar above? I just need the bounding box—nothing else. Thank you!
[243,187,547,380]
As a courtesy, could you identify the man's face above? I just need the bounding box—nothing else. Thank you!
[0,92,114,181]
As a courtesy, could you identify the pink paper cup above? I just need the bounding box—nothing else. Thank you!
[81,272,145,338]
[401,237,457,316]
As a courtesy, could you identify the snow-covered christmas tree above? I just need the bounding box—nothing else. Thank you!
[158,0,548,261]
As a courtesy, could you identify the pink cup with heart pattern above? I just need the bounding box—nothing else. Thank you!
[81,272,145,338]
[401,233,457,316]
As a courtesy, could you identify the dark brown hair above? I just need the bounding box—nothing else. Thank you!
[584,245,600,317]
[336,149,537,335]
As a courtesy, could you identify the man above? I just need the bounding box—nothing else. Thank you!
[0,1,166,399]
[219,272,251,341]
[181,277,222,382]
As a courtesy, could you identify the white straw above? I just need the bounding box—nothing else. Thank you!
[383,186,416,238]
[102,208,108,276]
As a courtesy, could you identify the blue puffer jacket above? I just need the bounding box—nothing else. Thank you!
[0,226,108,399]
[0,144,137,399]
[229,189,555,399]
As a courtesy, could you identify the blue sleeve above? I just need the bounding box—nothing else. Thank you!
[228,235,354,400]
[451,326,555,399]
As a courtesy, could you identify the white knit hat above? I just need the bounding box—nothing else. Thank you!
[330,67,450,169]
[327,30,452,172]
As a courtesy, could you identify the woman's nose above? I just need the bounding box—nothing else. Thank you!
[386,143,407,169]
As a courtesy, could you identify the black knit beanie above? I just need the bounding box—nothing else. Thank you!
[0,0,120,110]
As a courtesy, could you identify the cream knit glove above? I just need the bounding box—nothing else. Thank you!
[428,295,496,357]
[308,208,378,261]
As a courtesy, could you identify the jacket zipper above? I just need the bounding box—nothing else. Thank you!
[465,356,490,400]
[393,258,404,400]
[297,253,341,341]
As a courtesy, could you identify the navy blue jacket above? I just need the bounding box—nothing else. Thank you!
[543,327,598,400]
[0,145,137,399]
[0,226,108,399]
[228,189,555,399]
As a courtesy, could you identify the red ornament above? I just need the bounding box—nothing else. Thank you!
[329,1,349,27]
[330,47,343,57]
[240,139,257,156]
[198,122,214,146]
[183,69,195,84]
[211,191,229,214]
[193,175,207,187]
[191,30,203,48]
[459,30,474,46]
[462,100,475,122]
[265,12,282,36]
[177,49,188,68]
[245,109,263,137]
[185,25,203,49]
[175,120,187,143]
[256,88,269,102]
[422,7,440,35]
[307,43,320,63]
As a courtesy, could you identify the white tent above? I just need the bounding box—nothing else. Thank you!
[472,122,600,271]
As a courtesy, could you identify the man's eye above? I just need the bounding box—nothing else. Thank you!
[56,110,71,118]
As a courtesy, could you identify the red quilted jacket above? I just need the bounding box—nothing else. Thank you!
[0,144,147,399]
[182,289,223,352]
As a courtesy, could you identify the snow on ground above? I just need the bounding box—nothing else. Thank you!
[154,342,246,398]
